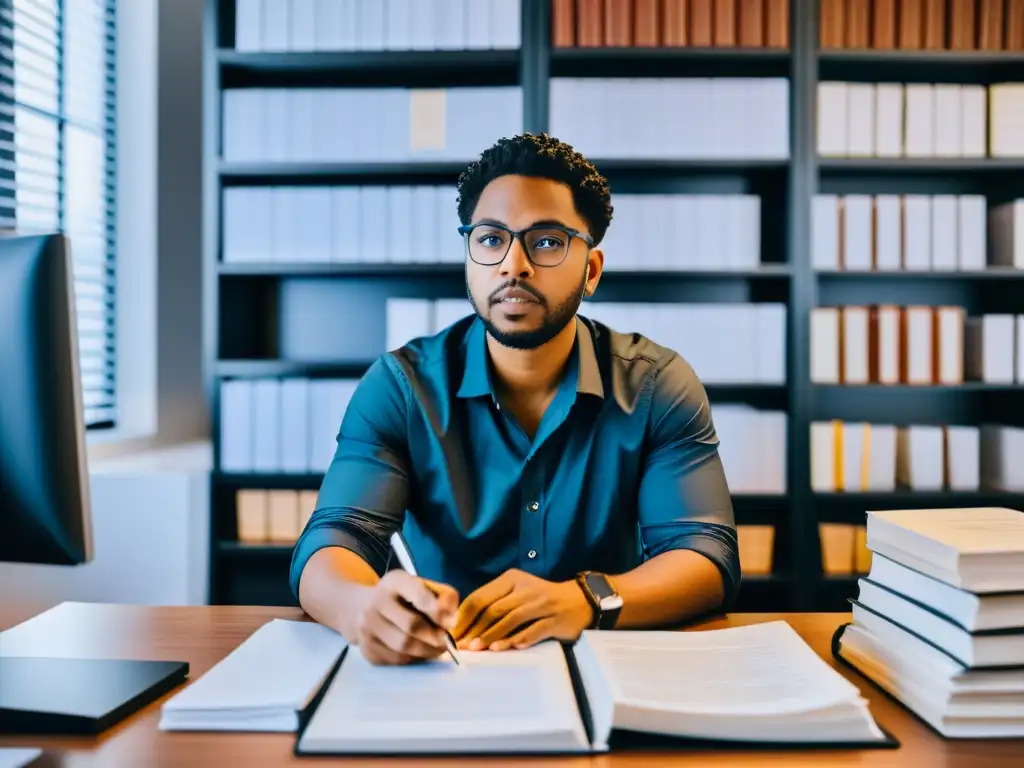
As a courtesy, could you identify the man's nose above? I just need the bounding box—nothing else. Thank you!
[500,237,534,277]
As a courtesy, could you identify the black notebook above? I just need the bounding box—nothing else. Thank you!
[294,621,898,756]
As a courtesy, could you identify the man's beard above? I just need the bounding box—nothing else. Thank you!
[467,267,587,351]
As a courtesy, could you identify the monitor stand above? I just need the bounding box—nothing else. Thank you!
[0,657,189,735]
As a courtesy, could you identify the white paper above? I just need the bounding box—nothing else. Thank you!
[581,622,865,716]
[159,619,346,731]
[300,641,588,750]
[0,750,42,768]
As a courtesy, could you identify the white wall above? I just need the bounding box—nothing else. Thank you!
[0,443,211,607]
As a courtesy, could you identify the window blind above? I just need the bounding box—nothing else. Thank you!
[0,0,118,429]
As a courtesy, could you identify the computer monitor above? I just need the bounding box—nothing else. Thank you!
[0,233,93,565]
[0,234,188,736]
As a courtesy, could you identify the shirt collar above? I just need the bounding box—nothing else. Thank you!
[457,316,605,401]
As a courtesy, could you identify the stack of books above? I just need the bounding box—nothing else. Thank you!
[834,507,1024,738]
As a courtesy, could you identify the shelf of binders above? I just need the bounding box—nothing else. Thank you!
[212,472,787,517]
[218,48,520,79]
[815,267,1024,281]
[218,160,469,184]
[814,383,1024,392]
[219,158,790,183]
[817,50,1024,84]
[217,262,793,279]
[215,359,787,391]
[549,46,791,78]
[817,157,1024,175]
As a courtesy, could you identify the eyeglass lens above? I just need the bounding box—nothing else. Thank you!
[465,224,571,266]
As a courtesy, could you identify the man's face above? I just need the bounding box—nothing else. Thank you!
[464,175,595,350]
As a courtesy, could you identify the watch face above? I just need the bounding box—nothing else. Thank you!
[586,573,616,601]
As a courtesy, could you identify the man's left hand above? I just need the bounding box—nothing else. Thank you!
[451,569,594,652]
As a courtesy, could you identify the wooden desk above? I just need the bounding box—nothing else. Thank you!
[0,603,1020,767]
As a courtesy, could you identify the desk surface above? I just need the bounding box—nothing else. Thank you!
[0,603,1021,767]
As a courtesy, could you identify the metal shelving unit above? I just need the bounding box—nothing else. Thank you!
[203,0,1024,612]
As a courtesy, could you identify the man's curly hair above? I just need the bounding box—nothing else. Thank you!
[456,133,614,245]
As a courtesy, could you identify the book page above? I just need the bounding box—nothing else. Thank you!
[299,640,589,752]
[579,622,864,716]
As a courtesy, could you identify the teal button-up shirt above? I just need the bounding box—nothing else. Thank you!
[289,314,741,606]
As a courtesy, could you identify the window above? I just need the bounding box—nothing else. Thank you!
[0,0,118,429]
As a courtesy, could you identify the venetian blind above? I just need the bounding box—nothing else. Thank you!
[0,0,118,429]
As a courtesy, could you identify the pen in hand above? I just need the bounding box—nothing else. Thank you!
[389,531,461,666]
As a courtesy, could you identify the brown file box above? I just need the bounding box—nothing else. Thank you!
[634,0,661,46]
[662,0,689,45]
[576,0,604,46]
[552,0,575,46]
[898,0,923,49]
[737,525,775,575]
[1008,0,1024,49]
[604,0,633,46]
[845,0,869,48]
[690,0,714,45]
[738,0,764,46]
[872,0,897,48]
[764,0,788,47]
[267,490,300,543]
[948,0,977,49]
[978,0,1005,49]
[714,0,737,46]
[820,524,856,575]
[819,0,845,48]
[922,0,946,49]
[236,490,269,544]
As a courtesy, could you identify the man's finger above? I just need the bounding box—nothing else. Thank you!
[503,617,557,650]
[378,595,447,655]
[452,574,513,640]
[422,579,460,627]
[363,635,413,666]
[476,600,545,649]
[457,593,523,649]
[390,571,451,626]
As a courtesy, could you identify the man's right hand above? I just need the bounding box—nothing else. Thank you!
[350,570,459,665]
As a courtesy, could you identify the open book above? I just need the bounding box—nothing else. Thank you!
[295,621,895,756]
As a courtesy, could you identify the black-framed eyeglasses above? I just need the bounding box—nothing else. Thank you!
[457,222,595,268]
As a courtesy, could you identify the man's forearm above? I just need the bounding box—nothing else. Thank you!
[610,549,727,629]
[298,547,380,638]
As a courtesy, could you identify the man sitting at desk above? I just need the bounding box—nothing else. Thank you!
[290,133,740,666]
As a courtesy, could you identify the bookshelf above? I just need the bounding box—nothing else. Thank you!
[203,0,1024,614]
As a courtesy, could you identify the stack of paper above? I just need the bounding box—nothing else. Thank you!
[836,507,1024,738]
[159,619,346,732]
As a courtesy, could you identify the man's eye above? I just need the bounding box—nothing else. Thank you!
[477,235,504,248]
[534,236,564,250]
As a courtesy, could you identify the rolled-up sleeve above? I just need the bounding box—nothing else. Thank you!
[289,356,411,601]
[637,352,741,609]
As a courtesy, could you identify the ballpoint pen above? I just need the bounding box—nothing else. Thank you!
[389,531,461,665]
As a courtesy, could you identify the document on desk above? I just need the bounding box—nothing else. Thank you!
[297,640,592,754]
[158,619,346,732]
[0,749,42,768]
[296,621,896,756]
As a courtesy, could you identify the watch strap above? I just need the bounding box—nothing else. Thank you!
[576,571,621,630]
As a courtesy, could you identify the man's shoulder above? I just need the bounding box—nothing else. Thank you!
[583,316,702,408]
[378,314,475,390]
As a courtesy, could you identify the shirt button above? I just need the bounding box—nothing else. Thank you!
[528,501,539,512]
[527,550,537,559]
